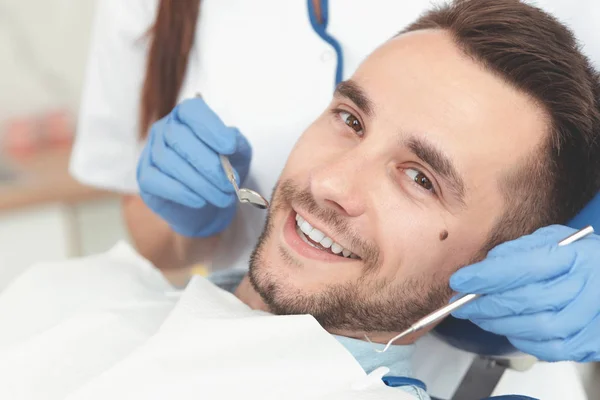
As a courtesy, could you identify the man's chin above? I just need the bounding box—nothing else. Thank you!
[247,210,365,320]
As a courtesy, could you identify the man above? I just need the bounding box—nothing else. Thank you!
[227,0,600,395]
[235,0,600,350]
[2,0,599,399]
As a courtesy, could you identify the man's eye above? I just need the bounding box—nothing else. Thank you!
[404,168,435,193]
[338,110,364,136]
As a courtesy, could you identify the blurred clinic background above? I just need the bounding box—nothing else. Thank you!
[0,1,599,397]
[0,0,133,292]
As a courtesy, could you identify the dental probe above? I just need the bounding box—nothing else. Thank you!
[369,225,595,353]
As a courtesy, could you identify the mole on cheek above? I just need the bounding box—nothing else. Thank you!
[439,230,449,241]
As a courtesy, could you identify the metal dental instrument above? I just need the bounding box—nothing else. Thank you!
[194,93,269,210]
[219,154,269,209]
[370,225,595,353]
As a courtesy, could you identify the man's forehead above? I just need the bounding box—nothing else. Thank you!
[351,30,487,119]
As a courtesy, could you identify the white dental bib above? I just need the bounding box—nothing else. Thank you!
[0,243,416,400]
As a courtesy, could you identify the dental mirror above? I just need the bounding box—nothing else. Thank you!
[219,154,269,209]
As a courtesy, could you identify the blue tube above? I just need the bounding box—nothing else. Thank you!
[381,375,427,391]
[307,0,344,87]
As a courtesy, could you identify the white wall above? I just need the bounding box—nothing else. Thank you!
[0,0,97,123]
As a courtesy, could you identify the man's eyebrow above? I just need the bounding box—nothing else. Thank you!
[405,136,466,205]
[334,80,374,117]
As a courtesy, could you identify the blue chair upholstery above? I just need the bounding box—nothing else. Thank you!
[434,191,600,356]
[433,316,517,357]
[567,190,600,231]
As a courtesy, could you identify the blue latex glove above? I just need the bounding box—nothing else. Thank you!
[450,225,600,362]
[137,97,252,237]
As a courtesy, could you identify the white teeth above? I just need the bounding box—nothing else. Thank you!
[300,221,313,235]
[320,236,333,249]
[295,213,357,259]
[330,243,343,254]
[297,227,318,248]
[308,228,325,243]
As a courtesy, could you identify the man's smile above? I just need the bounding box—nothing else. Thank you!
[296,213,360,258]
[282,209,362,263]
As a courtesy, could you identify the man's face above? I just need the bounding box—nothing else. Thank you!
[248,30,547,341]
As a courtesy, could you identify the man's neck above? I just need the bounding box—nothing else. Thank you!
[328,328,419,346]
[234,274,271,312]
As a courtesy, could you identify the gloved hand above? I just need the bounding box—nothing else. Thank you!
[450,225,600,362]
[137,97,252,237]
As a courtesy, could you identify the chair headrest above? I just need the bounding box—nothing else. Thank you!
[565,190,600,231]
[433,191,600,357]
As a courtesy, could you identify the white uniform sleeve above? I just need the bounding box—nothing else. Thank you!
[70,0,159,193]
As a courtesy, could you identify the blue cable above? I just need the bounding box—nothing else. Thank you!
[307,0,344,87]
[382,376,428,391]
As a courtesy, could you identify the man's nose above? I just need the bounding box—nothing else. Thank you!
[309,154,368,217]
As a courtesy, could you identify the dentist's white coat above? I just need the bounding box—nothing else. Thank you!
[70,1,599,398]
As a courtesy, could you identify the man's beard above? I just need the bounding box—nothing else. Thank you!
[248,179,456,333]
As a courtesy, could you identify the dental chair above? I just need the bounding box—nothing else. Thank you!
[431,191,600,400]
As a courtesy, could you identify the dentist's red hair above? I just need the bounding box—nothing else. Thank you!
[139,0,200,138]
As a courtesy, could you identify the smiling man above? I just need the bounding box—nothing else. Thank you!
[2,1,600,399]
[232,0,600,370]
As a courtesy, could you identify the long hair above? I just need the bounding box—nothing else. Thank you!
[139,0,201,138]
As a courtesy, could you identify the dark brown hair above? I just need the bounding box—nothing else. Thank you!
[140,0,201,138]
[402,0,600,249]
